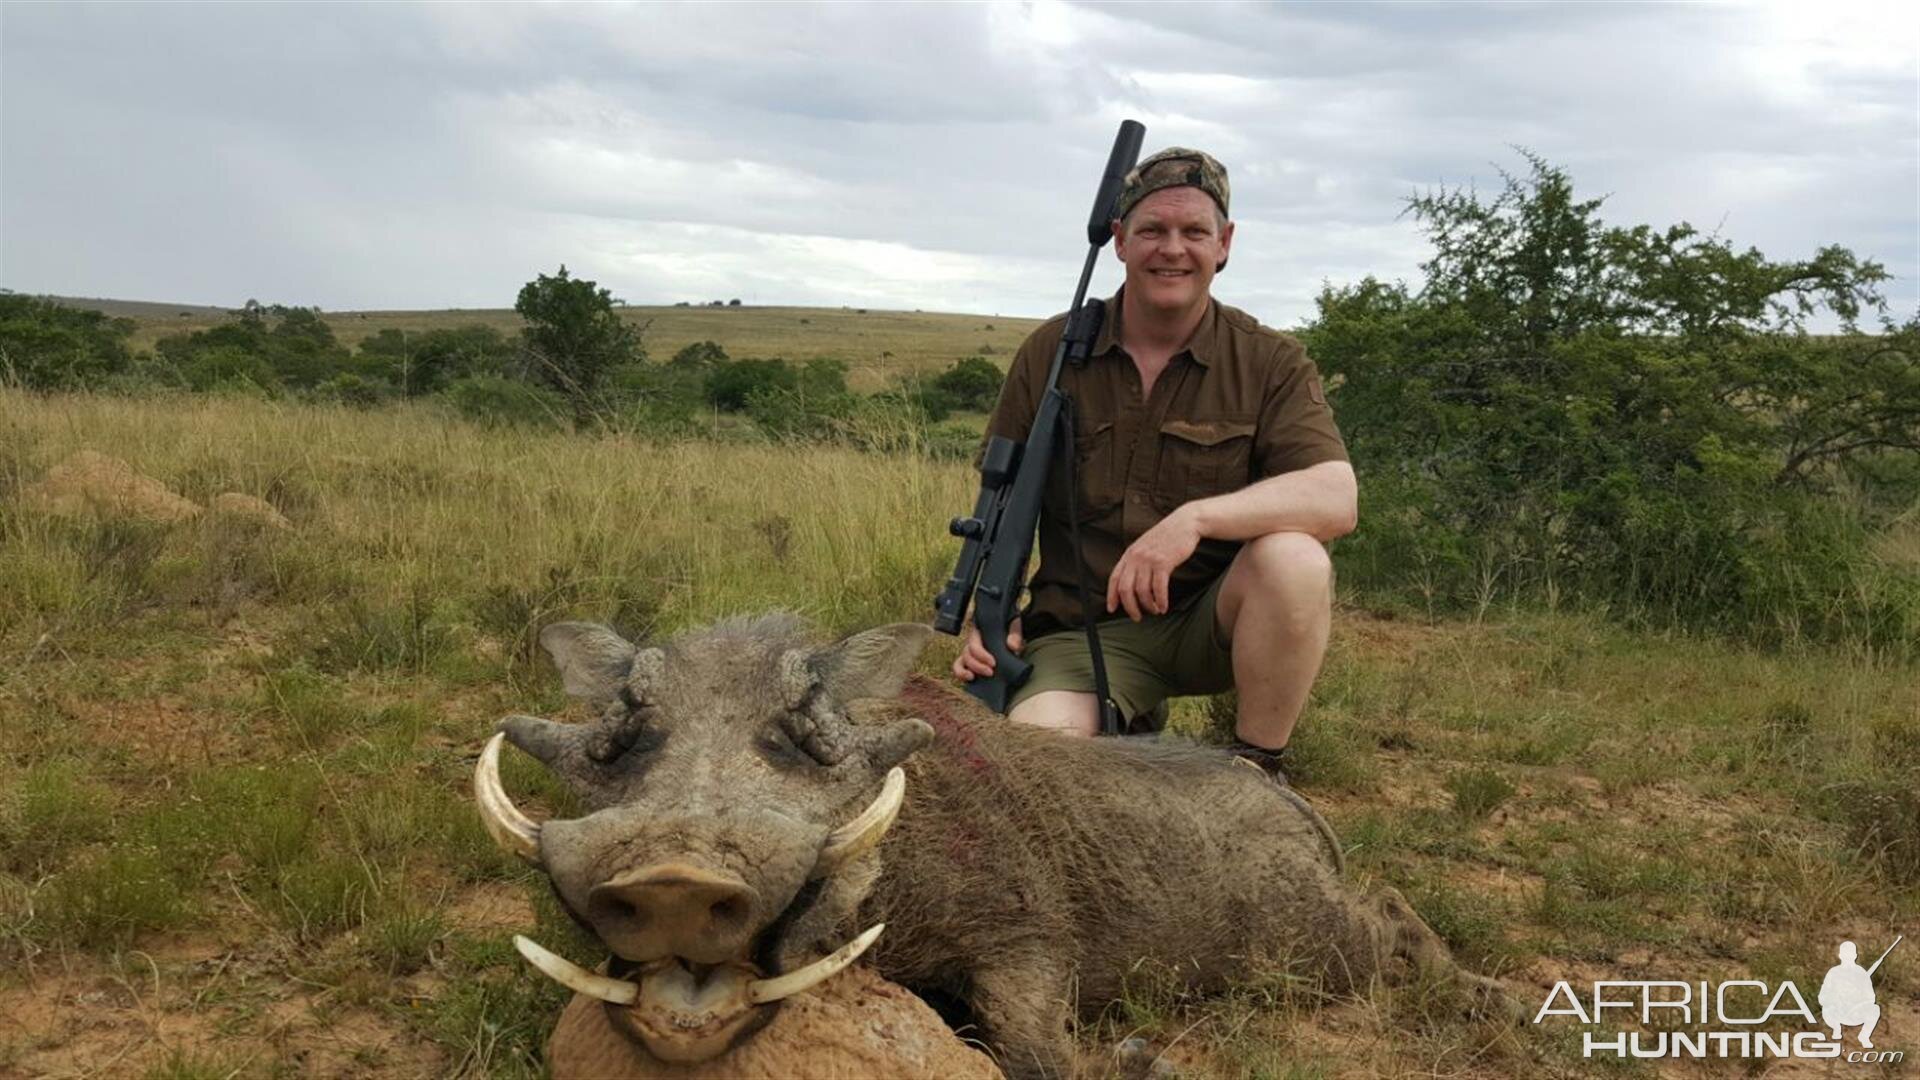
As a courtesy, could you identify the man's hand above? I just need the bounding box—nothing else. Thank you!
[1106,505,1202,620]
[953,618,1025,682]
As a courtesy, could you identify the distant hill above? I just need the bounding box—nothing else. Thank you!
[40,295,235,321]
[39,295,1043,390]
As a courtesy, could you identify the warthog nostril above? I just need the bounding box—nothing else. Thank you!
[588,863,760,961]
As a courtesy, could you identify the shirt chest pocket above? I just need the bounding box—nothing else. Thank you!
[1044,419,1120,523]
[1155,418,1256,507]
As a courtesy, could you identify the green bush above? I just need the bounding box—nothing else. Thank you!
[605,361,705,433]
[355,325,514,396]
[670,339,728,370]
[1308,153,1919,648]
[705,357,797,412]
[444,375,568,430]
[931,355,1004,412]
[0,293,134,390]
[315,372,385,408]
[516,266,642,425]
[154,302,349,392]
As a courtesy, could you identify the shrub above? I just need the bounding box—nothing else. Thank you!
[670,340,728,370]
[0,293,134,390]
[705,357,797,412]
[444,375,568,430]
[356,325,515,395]
[1306,152,1919,648]
[316,372,385,408]
[516,266,642,425]
[153,302,350,392]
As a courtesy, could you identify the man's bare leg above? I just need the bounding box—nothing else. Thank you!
[1213,531,1333,749]
[1009,690,1101,737]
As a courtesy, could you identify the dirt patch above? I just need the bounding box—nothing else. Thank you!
[0,945,444,1078]
[445,882,534,935]
[1331,609,1482,665]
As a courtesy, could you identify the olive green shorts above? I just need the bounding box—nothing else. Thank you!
[1008,572,1234,732]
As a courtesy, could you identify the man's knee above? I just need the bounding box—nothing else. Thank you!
[1009,690,1100,737]
[1237,531,1333,596]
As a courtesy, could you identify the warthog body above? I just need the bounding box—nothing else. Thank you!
[479,615,1494,1078]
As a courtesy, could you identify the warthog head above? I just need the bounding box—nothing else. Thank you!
[474,614,935,1063]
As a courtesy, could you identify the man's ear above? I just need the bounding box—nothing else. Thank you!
[1111,217,1127,260]
[1216,218,1234,274]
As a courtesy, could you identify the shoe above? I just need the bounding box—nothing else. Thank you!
[1229,740,1291,786]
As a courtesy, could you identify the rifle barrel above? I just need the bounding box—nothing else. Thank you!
[1866,934,1903,977]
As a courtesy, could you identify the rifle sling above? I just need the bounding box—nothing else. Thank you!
[1059,393,1124,735]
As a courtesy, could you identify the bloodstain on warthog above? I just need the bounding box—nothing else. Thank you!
[898,676,994,776]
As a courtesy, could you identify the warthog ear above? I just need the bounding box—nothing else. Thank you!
[810,623,934,703]
[539,622,637,703]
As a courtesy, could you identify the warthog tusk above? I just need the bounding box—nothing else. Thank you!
[513,935,640,1005]
[475,732,542,864]
[811,767,904,878]
[747,924,885,1005]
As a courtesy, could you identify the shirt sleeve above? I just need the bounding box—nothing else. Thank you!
[1252,337,1348,477]
[973,326,1049,469]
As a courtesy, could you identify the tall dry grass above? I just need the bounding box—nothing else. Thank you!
[1,388,1915,1078]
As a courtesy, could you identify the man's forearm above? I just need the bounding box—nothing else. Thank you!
[1184,460,1358,544]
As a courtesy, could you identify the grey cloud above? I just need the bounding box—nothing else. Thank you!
[1,1,1912,324]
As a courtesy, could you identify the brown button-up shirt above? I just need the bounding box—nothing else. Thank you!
[979,291,1347,640]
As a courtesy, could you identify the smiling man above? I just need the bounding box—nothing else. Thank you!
[953,148,1355,781]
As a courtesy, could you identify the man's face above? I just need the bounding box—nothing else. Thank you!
[1112,186,1234,316]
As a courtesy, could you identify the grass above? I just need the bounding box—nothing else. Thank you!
[1,384,1916,1076]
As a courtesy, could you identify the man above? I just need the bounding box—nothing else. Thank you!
[952,148,1356,778]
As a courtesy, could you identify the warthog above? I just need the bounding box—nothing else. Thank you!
[476,614,1499,1077]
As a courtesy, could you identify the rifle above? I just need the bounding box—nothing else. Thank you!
[933,119,1145,733]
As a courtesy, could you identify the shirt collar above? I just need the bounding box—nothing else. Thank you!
[1092,286,1217,368]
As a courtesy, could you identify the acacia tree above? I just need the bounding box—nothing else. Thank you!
[1304,152,1917,644]
[515,266,641,425]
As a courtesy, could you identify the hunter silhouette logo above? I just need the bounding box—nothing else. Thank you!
[1533,934,1906,1063]
[1821,937,1901,1049]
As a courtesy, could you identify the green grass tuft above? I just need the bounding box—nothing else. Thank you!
[1443,766,1515,819]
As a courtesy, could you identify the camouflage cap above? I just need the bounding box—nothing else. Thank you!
[1114,147,1230,221]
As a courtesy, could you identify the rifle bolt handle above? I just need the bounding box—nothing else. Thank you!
[949,516,984,539]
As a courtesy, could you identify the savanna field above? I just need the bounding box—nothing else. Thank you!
[3,201,1920,1076]
[2,297,1917,1078]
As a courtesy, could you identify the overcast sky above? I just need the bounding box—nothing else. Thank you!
[3,1,1915,327]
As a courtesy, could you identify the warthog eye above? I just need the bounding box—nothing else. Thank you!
[757,721,819,770]
[586,707,662,764]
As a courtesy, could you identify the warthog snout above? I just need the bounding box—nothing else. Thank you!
[587,863,761,963]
